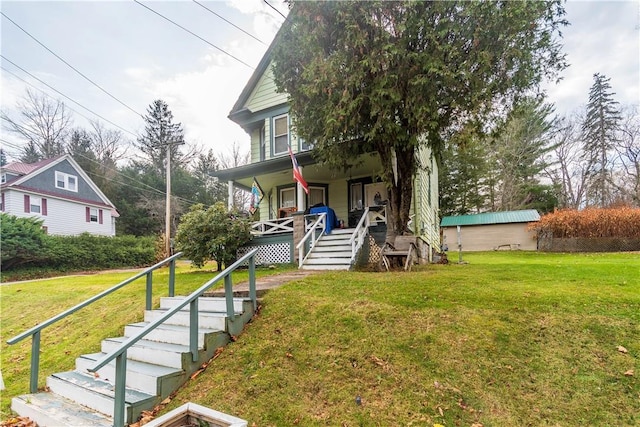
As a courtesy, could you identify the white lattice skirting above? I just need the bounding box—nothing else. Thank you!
[237,242,292,265]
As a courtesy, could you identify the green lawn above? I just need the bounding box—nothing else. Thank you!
[2,252,639,426]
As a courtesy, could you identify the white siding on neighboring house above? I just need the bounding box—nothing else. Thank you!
[3,190,114,236]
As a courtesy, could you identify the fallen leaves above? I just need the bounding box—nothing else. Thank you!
[0,417,37,427]
[624,369,634,377]
[617,345,628,354]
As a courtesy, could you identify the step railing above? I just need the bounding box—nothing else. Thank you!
[349,207,370,263]
[6,252,184,395]
[296,213,326,268]
[89,248,259,427]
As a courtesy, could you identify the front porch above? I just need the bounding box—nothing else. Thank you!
[238,208,388,270]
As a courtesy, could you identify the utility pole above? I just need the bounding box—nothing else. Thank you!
[165,146,172,256]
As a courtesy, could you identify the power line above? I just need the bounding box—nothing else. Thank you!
[263,0,287,20]
[133,0,255,70]
[0,55,139,138]
[1,11,143,119]
[192,0,266,46]
[1,66,113,130]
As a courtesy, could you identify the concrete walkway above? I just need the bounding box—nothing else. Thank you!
[206,270,319,298]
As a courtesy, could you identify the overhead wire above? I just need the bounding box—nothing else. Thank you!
[0,55,139,138]
[0,11,143,119]
[192,0,266,45]
[133,0,255,70]
[1,65,119,131]
[263,0,287,20]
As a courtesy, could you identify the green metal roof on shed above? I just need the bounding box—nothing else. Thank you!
[440,210,540,227]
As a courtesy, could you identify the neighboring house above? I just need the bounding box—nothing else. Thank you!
[440,210,540,252]
[211,31,440,269]
[0,154,118,236]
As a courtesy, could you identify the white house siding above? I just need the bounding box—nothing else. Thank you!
[442,223,538,252]
[245,66,288,113]
[411,146,440,258]
[3,190,114,236]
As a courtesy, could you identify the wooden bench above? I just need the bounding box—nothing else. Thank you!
[381,235,417,271]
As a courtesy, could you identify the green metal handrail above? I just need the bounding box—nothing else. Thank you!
[6,252,183,394]
[89,248,258,427]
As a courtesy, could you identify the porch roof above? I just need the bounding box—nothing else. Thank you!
[210,151,316,183]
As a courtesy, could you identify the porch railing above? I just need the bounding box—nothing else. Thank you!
[6,252,184,395]
[250,217,294,236]
[296,213,326,268]
[89,248,259,427]
[350,207,370,263]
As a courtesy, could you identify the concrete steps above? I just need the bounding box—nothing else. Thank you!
[11,296,254,426]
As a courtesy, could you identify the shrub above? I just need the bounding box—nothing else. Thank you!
[531,207,640,238]
[1,218,156,274]
[175,202,253,270]
[0,213,49,270]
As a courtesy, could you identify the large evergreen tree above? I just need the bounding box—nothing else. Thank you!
[488,97,558,211]
[136,99,188,172]
[272,1,567,236]
[582,73,621,207]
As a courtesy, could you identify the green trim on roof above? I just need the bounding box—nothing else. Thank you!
[440,210,540,227]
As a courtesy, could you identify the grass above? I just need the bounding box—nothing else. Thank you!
[2,252,639,426]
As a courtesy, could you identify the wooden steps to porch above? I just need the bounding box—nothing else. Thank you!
[301,228,355,270]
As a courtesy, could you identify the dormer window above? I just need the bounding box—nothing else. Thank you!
[273,114,289,155]
[55,171,77,192]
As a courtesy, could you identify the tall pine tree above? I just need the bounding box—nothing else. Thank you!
[136,100,187,173]
[582,73,621,207]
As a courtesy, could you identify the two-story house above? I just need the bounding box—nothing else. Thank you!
[212,33,440,270]
[1,154,118,236]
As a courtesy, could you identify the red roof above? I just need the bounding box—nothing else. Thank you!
[3,156,62,175]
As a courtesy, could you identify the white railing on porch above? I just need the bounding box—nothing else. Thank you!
[349,207,370,263]
[296,213,327,268]
[368,205,387,224]
[251,217,294,236]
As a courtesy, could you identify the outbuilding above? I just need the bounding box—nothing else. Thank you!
[441,210,540,252]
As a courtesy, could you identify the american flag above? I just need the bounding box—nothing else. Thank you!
[288,145,309,194]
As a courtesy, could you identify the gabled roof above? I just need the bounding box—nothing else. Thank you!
[228,17,288,121]
[441,210,540,227]
[2,156,61,176]
[1,154,116,209]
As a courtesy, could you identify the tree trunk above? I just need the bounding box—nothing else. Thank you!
[378,142,415,240]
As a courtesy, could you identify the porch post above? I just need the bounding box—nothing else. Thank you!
[297,167,306,212]
[292,211,305,263]
[227,180,234,210]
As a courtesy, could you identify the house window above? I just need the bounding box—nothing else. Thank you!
[1,173,6,184]
[0,192,4,211]
[350,183,364,210]
[55,171,78,192]
[280,187,296,208]
[30,196,42,214]
[308,186,326,207]
[273,114,289,155]
[300,138,313,151]
[89,208,98,223]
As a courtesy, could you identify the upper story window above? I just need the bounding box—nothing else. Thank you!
[273,114,289,156]
[55,171,77,192]
[300,138,313,152]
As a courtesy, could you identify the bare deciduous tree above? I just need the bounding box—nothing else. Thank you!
[1,89,72,161]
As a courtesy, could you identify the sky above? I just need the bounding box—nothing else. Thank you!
[1,0,639,164]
